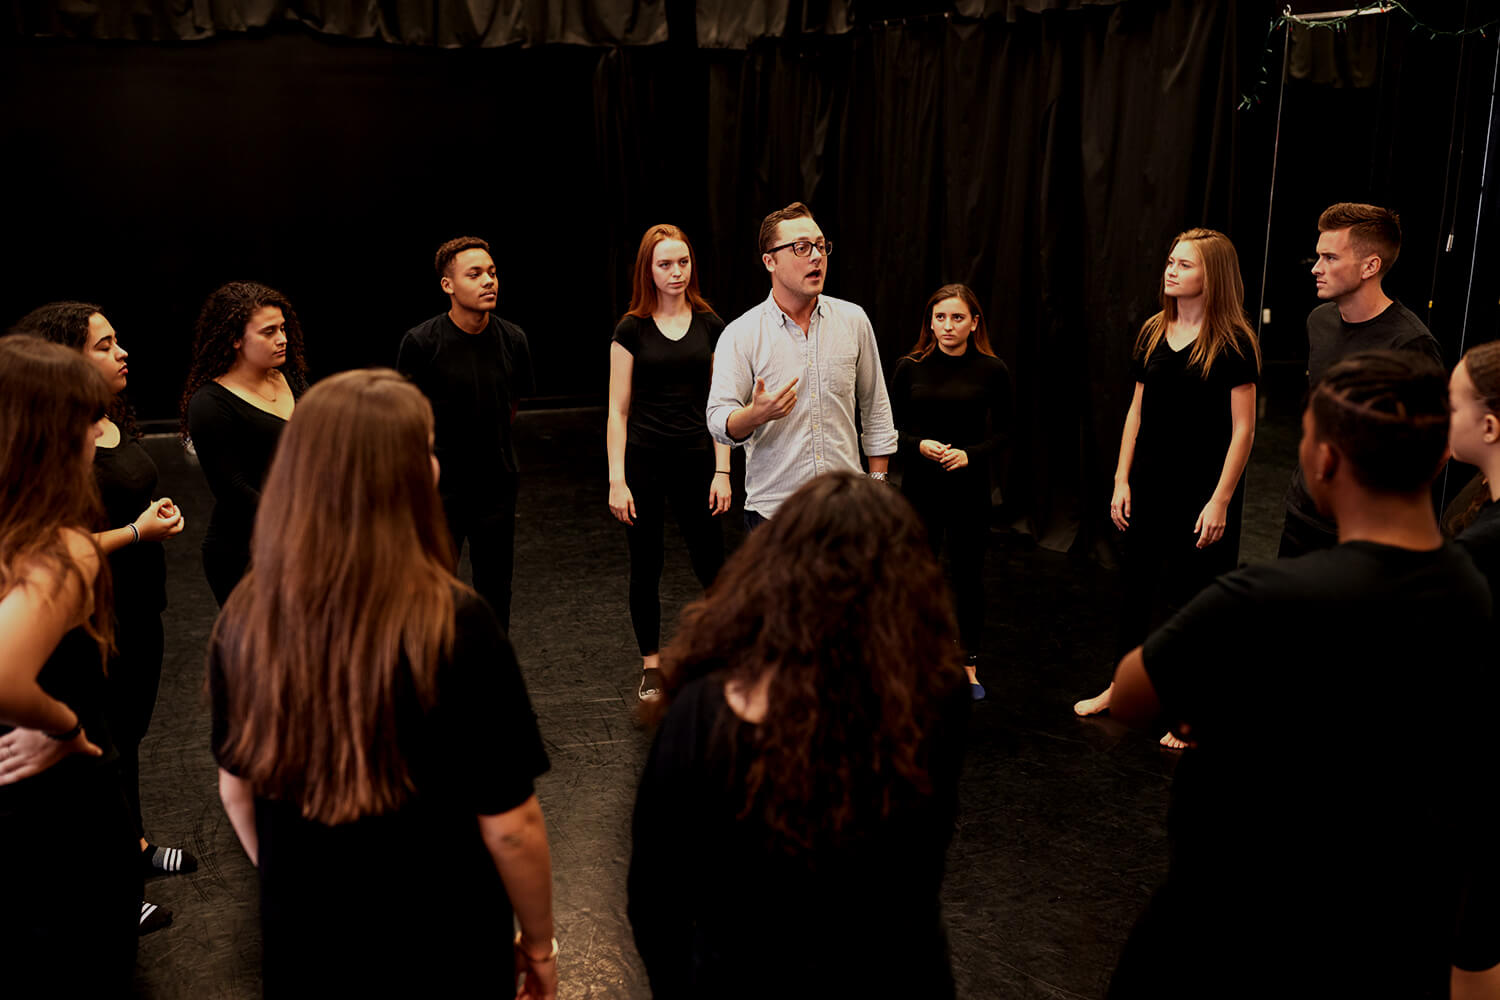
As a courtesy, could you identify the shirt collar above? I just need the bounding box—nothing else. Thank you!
[763,290,828,327]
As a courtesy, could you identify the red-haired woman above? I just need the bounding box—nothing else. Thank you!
[0,336,140,992]
[181,281,308,606]
[607,224,730,700]
[1075,229,1260,746]
[628,472,970,998]
[890,283,1013,700]
[212,369,556,997]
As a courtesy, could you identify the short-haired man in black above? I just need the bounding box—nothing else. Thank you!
[1106,351,1491,997]
[1279,202,1443,556]
[397,237,533,632]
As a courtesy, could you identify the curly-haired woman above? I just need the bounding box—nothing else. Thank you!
[627,472,970,998]
[16,301,194,926]
[181,281,308,605]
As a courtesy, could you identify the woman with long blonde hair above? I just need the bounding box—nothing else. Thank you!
[1075,229,1261,745]
[211,369,556,997]
[607,223,730,700]
[0,336,140,992]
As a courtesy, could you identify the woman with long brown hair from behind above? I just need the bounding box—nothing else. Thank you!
[0,336,140,993]
[211,369,556,997]
[627,472,971,998]
[1075,228,1260,747]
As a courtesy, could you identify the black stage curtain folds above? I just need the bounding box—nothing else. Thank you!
[7,0,668,46]
[7,0,1132,47]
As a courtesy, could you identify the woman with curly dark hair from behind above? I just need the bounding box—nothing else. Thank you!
[180,281,308,605]
[627,471,971,999]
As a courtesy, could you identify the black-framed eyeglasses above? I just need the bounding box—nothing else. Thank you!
[765,239,833,258]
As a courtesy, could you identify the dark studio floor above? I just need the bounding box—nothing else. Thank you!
[129,403,1302,1000]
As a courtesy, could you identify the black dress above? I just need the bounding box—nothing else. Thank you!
[890,346,1013,654]
[1119,331,1257,654]
[0,627,140,994]
[210,592,550,995]
[628,673,970,999]
[187,381,293,605]
[94,435,168,838]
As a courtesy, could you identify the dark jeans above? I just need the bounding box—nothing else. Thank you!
[624,446,724,655]
[107,610,164,841]
[743,509,769,533]
[444,486,518,634]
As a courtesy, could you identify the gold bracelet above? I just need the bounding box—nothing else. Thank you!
[514,931,559,963]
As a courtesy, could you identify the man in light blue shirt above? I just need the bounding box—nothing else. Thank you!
[707,201,898,527]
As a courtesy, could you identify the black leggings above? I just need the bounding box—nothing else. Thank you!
[905,477,989,655]
[107,610,164,842]
[624,445,725,655]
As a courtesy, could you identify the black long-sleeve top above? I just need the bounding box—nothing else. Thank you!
[187,382,293,560]
[889,346,1013,493]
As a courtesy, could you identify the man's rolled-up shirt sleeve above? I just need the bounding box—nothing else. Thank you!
[854,313,898,458]
[707,326,754,447]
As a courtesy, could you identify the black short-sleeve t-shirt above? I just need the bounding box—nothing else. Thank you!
[1120,541,1492,995]
[612,312,724,450]
[209,591,549,994]
[1285,301,1443,529]
[1130,331,1258,513]
[397,313,534,493]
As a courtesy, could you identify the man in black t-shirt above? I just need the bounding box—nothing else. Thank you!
[1107,351,1491,997]
[1280,203,1443,557]
[398,237,534,632]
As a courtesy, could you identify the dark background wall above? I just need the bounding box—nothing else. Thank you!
[2,0,1496,541]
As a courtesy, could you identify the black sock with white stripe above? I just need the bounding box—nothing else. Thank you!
[142,843,197,874]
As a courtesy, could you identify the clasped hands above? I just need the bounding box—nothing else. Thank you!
[918,439,968,471]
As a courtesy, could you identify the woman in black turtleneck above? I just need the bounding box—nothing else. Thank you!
[890,283,1012,700]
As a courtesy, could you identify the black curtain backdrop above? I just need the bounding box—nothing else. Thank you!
[610,1,1252,548]
[1256,10,1500,389]
[6,0,668,46]
[3,0,1494,546]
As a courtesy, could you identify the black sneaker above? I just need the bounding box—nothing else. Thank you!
[139,900,172,935]
[638,667,664,701]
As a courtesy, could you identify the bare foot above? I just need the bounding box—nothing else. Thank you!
[1073,684,1112,717]
[964,663,979,685]
[1159,731,1188,749]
